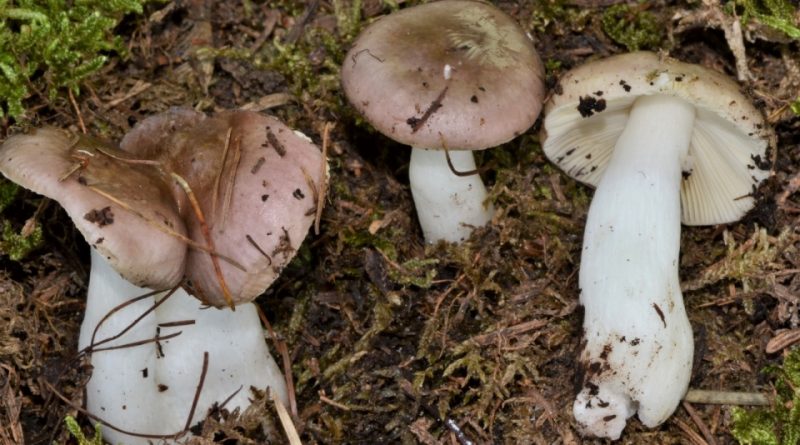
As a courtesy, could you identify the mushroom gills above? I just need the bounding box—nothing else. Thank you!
[575,94,695,439]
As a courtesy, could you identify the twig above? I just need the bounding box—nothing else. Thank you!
[220,133,242,229]
[212,127,234,219]
[86,288,174,353]
[171,172,236,309]
[673,417,709,445]
[273,392,302,445]
[183,351,210,431]
[68,89,87,134]
[256,305,297,417]
[43,380,187,440]
[683,401,718,445]
[89,331,183,353]
[86,185,245,270]
[315,122,332,234]
[319,392,351,411]
[684,389,770,405]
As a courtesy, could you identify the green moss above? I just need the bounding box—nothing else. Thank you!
[601,4,663,51]
[732,348,800,445]
[386,256,438,289]
[65,415,103,445]
[0,0,154,120]
[733,0,800,39]
[791,97,800,116]
[0,180,18,212]
[1,219,42,261]
[528,0,581,34]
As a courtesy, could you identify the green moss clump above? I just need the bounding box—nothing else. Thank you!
[732,348,800,445]
[790,97,800,116]
[0,0,154,120]
[734,0,800,39]
[601,4,663,51]
[0,180,18,212]
[65,415,103,445]
[1,219,42,261]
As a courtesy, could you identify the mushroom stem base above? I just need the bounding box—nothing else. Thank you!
[575,94,696,439]
[408,147,493,243]
[79,250,287,445]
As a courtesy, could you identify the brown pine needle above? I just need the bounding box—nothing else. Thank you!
[274,392,302,445]
[86,186,244,271]
[183,351,210,432]
[170,172,236,309]
[220,133,242,229]
[212,127,234,219]
[257,305,297,417]
[93,145,162,166]
[68,89,87,135]
[315,122,332,235]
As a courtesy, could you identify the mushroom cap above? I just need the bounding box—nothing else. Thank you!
[0,128,187,288]
[342,0,545,150]
[121,109,323,307]
[541,51,773,226]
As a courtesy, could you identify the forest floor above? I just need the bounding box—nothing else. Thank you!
[1,0,800,444]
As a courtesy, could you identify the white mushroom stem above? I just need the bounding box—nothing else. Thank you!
[408,147,493,243]
[79,250,288,445]
[574,94,696,439]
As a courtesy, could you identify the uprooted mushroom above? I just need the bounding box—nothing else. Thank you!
[541,52,773,439]
[0,109,325,444]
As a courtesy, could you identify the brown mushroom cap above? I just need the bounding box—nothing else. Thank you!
[542,51,773,225]
[121,109,324,307]
[342,0,545,150]
[0,128,187,288]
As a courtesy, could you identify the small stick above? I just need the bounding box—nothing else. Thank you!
[90,331,183,353]
[93,146,162,166]
[86,288,174,353]
[68,89,87,135]
[86,186,245,271]
[212,127,234,219]
[438,133,493,177]
[683,389,770,406]
[171,172,236,309]
[43,380,186,440]
[319,392,350,411]
[683,401,718,445]
[246,234,272,265]
[257,305,296,417]
[183,351,210,432]
[673,417,709,445]
[273,392,302,445]
[315,122,332,234]
[220,133,242,229]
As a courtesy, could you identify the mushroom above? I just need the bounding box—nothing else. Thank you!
[0,109,324,443]
[119,108,324,307]
[342,0,545,243]
[540,51,772,439]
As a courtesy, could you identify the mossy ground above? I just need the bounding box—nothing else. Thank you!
[1,0,799,444]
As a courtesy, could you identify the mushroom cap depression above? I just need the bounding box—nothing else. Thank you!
[542,51,773,225]
[121,109,324,307]
[0,128,187,288]
[342,0,545,150]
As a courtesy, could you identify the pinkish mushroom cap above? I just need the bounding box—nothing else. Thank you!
[121,109,324,307]
[0,128,187,288]
[341,0,545,151]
